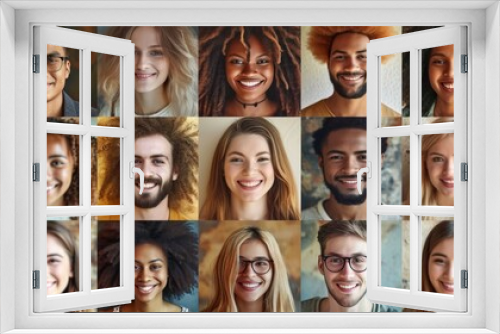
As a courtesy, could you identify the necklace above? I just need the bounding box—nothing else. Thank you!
[235,96,268,109]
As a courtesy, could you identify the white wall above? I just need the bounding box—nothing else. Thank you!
[0,2,16,333]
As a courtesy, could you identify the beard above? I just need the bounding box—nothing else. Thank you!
[135,175,173,209]
[325,176,367,206]
[326,279,367,308]
[330,71,367,99]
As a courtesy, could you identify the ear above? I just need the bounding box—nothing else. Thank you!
[318,255,325,275]
[172,166,179,181]
[64,60,71,80]
[318,156,324,170]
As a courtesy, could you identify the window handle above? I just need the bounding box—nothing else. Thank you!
[357,167,370,195]
[130,162,144,195]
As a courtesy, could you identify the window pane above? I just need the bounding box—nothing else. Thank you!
[92,52,120,123]
[47,133,80,206]
[381,217,409,290]
[421,45,454,119]
[93,217,121,290]
[420,219,454,295]
[380,52,406,127]
[93,135,121,206]
[381,136,408,205]
[47,219,80,295]
[47,45,81,123]
[421,133,454,206]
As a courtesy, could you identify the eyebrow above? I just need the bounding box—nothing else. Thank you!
[430,53,450,58]
[135,154,170,160]
[324,150,366,155]
[48,154,68,159]
[431,253,449,258]
[135,45,163,50]
[135,258,165,264]
[227,151,270,157]
[324,252,367,257]
[48,52,63,57]
[331,50,367,55]
[47,254,63,258]
[239,256,270,261]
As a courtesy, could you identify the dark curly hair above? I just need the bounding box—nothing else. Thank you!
[135,117,199,214]
[199,26,301,116]
[98,221,199,299]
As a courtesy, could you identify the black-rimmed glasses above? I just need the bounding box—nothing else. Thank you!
[321,255,367,273]
[47,55,70,72]
[238,259,274,275]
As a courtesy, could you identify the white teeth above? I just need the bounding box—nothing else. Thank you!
[239,181,261,188]
[442,83,454,89]
[342,180,357,184]
[47,185,56,191]
[339,284,356,289]
[138,286,154,293]
[143,183,156,189]
[239,81,261,87]
[442,283,454,290]
[136,74,154,79]
[341,75,362,81]
[241,282,260,288]
[442,180,454,184]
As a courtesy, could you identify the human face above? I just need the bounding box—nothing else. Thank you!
[234,239,273,307]
[134,243,168,303]
[47,233,73,295]
[224,134,275,205]
[428,237,454,294]
[225,35,274,103]
[425,135,454,203]
[328,33,369,99]
[47,45,70,103]
[47,134,75,206]
[320,128,367,205]
[135,135,178,208]
[319,235,367,308]
[428,45,454,105]
[131,27,169,95]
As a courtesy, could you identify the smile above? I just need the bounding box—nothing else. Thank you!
[135,73,156,80]
[47,183,59,193]
[440,82,454,92]
[441,179,454,188]
[338,74,364,85]
[237,180,263,189]
[440,281,454,293]
[336,282,359,293]
[136,284,157,294]
[47,281,56,289]
[237,281,263,291]
[236,79,264,90]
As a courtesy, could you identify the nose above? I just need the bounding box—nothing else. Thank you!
[342,155,363,174]
[344,56,360,71]
[339,259,356,277]
[444,156,454,176]
[241,262,257,276]
[445,260,454,280]
[47,162,53,179]
[242,62,257,74]
[243,160,257,174]
[135,52,149,70]
[137,268,151,282]
[140,161,154,177]
[445,59,454,78]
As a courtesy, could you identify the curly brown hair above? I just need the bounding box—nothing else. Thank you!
[199,26,301,116]
[308,26,398,64]
[135,118,199,214]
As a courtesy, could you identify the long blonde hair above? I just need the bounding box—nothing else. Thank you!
[421,132,454,206]
[99,26,198,116]
[200,117,299,220]
[203,226,295,312]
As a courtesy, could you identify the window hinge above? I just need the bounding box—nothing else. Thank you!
[33,270,40,289]
[33,54,40,73]
[461,54,468,73]
[461,162,468,181]
[33,163,40,182]
[461,270,468,289]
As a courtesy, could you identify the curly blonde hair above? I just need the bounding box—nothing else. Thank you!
[308,26,398,64]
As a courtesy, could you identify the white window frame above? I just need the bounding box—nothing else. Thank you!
[33,25,136,312]
[366,26,467,312]
[0,2,498,334]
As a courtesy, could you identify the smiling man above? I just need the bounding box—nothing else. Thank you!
[302,221,400,312]
[134,118,198,220]
[301,26,399,117]
[303,118,375,220]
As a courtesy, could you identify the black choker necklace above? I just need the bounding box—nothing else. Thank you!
[235,97,267,109]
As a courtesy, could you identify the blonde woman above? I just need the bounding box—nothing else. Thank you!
[99,26,198,117]
[203,226,295,312]
[200,117,299,220]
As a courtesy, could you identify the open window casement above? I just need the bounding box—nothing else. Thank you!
[366,26,467,312]
[33,26,136,312]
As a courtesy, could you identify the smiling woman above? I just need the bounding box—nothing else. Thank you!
[199,26,301,116]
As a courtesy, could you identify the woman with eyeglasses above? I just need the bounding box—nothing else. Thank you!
[203,226,295,312]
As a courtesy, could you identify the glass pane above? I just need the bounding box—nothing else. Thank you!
[421,133,454,206]
[47,218,80,295]
[93,135,121,206]
[47,133,80,206]
[381,217,408,290]
[420,219,454,295]
[93,52,120,123]
[381,136,408,205]
[380,52,405,127]
[47,45,80,122]
[93,217,121,290]
[421,45,454,118]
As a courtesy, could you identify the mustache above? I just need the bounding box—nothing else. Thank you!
[335,174,366,182]
[337,71,366,77]
[135,176,161,185]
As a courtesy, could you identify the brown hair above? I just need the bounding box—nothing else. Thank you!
[422,220,454,292]
[200,117,299,220]
[199,26,300,116]
[317,221,366,255]
[47,221,78,293]
[308,26,398,64]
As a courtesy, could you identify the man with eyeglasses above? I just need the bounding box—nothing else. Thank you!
[301,221,400,312]
[47,44,99,117]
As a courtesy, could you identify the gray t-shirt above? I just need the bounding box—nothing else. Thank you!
[301,297,402,312]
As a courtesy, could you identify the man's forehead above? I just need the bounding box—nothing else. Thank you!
[324,235,367,255]
[135,134,173,153]
[330,32,370,53]
[47,44,66,55]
